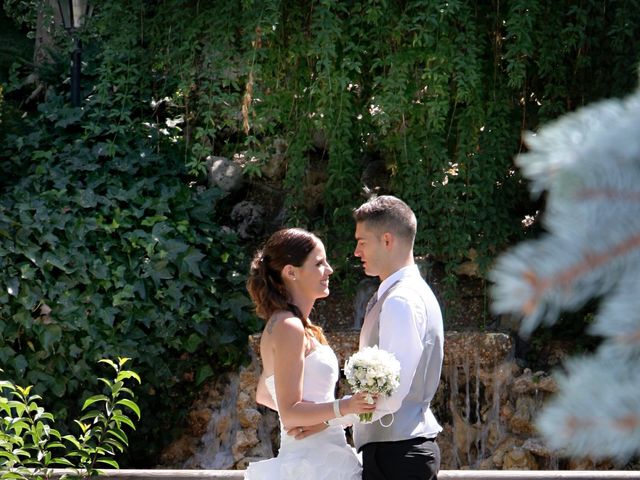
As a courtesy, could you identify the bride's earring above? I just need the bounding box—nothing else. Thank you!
[285,266,297,281]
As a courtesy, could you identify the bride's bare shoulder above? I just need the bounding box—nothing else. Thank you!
[264,311,304,338]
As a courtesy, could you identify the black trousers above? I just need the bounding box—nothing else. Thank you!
[361,437,440,480]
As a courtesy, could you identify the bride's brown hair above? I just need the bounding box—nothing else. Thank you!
[247,228,327,344]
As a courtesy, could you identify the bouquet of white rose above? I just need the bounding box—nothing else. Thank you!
[344,346,401,422]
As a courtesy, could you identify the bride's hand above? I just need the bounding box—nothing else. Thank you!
[343,391,378,415]
[286,422,328,440]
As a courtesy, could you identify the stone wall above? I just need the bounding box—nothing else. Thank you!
[159,331,615,471]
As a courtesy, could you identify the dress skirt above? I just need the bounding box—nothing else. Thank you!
[244,424,361,480]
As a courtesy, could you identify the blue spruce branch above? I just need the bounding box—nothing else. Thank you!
[490,85,640,461]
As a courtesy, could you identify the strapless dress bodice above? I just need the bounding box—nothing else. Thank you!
[264,343,339,408]
[245,343,361,480]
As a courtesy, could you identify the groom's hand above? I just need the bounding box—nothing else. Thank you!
[285,422,328,440]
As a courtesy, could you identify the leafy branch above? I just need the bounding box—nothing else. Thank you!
[0,358,141,479]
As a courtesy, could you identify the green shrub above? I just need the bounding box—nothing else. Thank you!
[0,89,259,464]
[0,358,140,479]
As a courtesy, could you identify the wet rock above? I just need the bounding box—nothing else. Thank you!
[452,408,480,458]
[437,424,456,470]
[239,365,259,393]
[533,376,556,394]
[500,401,515,422]
[360,157,390,194]
[159,436,197,465]
[478,457,495,469]
[239,408,262,429]
[187,408,212,437]
[236,455,271,470]
[455,249,480,278]
[230,201,264,239]
[491,437,521,468]
[485,421,505,451]
[509,396,539,435]
[502,446,539,470]
[568,457,615,470]
[216,413,233,444]
[522,437,556,458]
[232,429,259,461]
[444,332,513,371]
[546,340,575,368]
[236,391,254,411]
[301,169,327,216]
[262,138,287,180]
[207,156,243,192]
[490,361,521,387]
[512,369,557,394]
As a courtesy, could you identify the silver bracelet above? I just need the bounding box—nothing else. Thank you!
[333,399,342,418]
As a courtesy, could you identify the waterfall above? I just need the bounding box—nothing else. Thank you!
[182,374,241,469]
[443,332,516,469]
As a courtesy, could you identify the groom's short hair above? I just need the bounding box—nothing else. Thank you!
[353,195,417,244]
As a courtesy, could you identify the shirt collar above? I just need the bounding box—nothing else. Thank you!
[377,264,419,300]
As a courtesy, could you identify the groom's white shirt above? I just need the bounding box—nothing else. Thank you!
[361,264,442,436]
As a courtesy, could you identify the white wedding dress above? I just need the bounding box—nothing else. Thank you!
[244,343,362,479]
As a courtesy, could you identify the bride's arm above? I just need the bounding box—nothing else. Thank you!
[256,372,277,411]
[272,316,374,429]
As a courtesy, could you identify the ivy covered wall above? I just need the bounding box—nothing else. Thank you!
[107,0,639,277]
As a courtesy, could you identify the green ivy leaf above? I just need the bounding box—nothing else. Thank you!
[0,346,15,363]
[142,215,168,227]
[162,239,189,261]
[143,260,174,284]
[12,355,28,376]
[195,365,214,386]
[76,189,98,208]
[112,284,135,306]
[40,324,62,354]
[6,277,20,297]
[181,248,205,278]
[183,333,203,354]
[41,252,71,274]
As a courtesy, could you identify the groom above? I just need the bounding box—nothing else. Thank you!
[353,195,444,480]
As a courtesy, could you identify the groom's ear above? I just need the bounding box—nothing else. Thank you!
[382,232,394,250]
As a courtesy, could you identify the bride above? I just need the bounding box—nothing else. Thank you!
[245,228,376,479]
